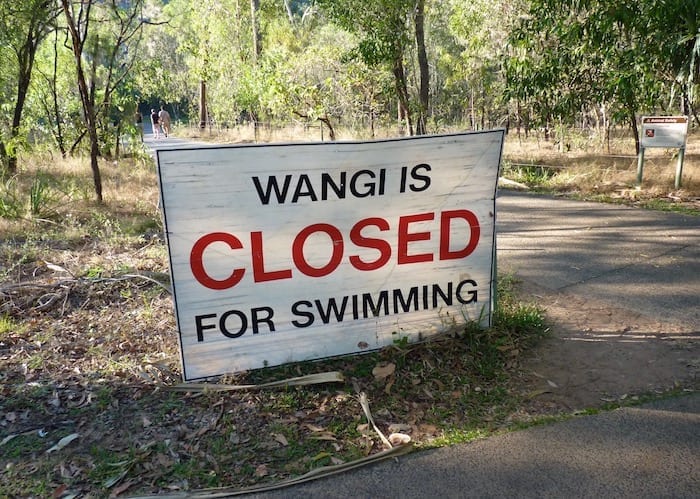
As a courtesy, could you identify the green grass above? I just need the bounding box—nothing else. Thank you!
[0,315,23,337]
[501,162,557,187]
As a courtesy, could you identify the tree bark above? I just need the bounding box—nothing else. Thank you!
[51,28,66,156]
[393,58,413,136]
[199,80,207,129]
[250,0,261,61]
[61,0,103,202]
[629,110,640,155]
[414,0,429,135]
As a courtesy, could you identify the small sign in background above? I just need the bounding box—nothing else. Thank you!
[640,116,688,149]
[637,116,689,188]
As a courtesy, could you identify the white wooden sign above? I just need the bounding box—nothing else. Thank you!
[157,132,504,380]
[640,116,688,148]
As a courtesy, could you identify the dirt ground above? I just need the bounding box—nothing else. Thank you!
[500,130,700,414]
[511,278,699,415]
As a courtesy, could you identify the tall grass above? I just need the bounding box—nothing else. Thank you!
[0,152,160,239]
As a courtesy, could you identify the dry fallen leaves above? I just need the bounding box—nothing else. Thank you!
[372,362,396,381]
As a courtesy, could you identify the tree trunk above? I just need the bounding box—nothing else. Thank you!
[199,80,207,129]
[61,0,103,203]
[89,129,103,201]
[250,0,261,61]
[629,110,640,155]
[393,58,413,136]
[0,141,7,176]
[318,116,336,141]
[414,0,429,136]
[51,29,66,157]
[283,0,294,23]
[7,25,41,174]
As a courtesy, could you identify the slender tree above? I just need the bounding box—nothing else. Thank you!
[317,0,419,135]
[0,0,58,175]
[60,0,144,202]
[414,0,429,135]
[644,0,700,124]
[251,0,261,62]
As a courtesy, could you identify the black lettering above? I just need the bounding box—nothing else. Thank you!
[400,166,408,193]
[219,309,248,338]
[195,313,217,342]
[456,279,478,304]
[321,172,346,199]
[350,170,377,198]
[408,164,431,192]
[432,282,453,307]
[251,306,275,333]
[252,175,293,204]
[291,300,315,328]
[291,174,318,202]
[393,286,419,313]
[315,297,348,324]
[363,290,389,317]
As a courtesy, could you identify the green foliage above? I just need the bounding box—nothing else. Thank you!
[29,173,58,217]
[0,172,64,219]
[501,162,556,187]
[504,0,695,149]
[0,314,22,337]
[0,176,24,218]
[0,0,697,164]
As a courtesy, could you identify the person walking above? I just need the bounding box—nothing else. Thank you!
[159,105,171,138]
[150,108,160,139]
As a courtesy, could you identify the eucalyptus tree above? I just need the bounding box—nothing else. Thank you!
[316,0,424,135]
[31,27,84,157]
[433,0,514,130]
[61,0,146,202]
[505,0,692,153]
[162,0,259,125]
[644,0,700,124]
[414,0,429,134]
[0,0,59,175]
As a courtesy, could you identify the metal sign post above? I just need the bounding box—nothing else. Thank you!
[637,116,689,189]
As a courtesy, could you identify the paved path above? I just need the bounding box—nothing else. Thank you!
[497,190,700,330]
[244,394,699,498]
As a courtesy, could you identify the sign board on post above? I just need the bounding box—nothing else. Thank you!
[640,116,688,149]
[157,132,504,381]
[638,116,689,188]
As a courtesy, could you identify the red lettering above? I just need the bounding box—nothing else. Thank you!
[251,231,293,283]
[292,223,344,277]
[398,212,434,264]
[190,232,245,290]
[189,209,482,290]
[349,217,391,271]
[440,210,480,260]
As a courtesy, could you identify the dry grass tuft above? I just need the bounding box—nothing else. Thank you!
[502,128,700,209]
